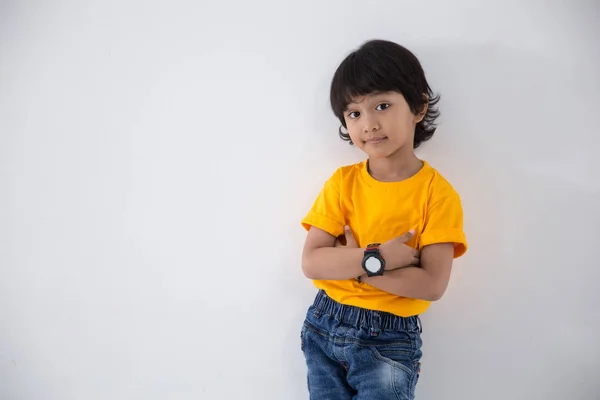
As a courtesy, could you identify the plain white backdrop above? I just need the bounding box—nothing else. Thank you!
[1,0,599,399]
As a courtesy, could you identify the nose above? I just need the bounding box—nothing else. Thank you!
[362,116,380,133]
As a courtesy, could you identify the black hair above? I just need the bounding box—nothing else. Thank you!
[330,39,440,148]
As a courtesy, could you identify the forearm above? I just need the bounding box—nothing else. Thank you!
[302,247,365,280]
[362,266,447,301]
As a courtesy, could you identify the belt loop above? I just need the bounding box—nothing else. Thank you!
[312,290,325,317]
[370,311,381,336]
[338,303,346,323]
[417,316,422,333]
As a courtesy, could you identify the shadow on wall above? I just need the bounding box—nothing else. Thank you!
[420,41,598,190]
[411,42,600,400]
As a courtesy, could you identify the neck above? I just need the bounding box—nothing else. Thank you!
[367,149,422,182]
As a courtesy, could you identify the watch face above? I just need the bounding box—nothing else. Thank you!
[364,256,382,273]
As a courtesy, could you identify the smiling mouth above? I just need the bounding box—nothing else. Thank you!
[365,137,387,144]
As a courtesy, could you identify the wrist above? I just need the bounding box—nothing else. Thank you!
[379,243,395,270]
[361,243,386,277]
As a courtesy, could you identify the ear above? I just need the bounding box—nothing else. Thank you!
[413,94,428,123]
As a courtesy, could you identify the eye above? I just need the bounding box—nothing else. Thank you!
[347,111,360,119]
[376,103,390,111]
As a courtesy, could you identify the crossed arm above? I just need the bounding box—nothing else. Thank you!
[360,242,454,301]
[301,226,455,302]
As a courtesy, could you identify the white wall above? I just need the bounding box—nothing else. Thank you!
[1,1,599,399]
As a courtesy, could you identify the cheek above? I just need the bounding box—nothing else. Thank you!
[391,116,415,137]
[348,130,364,146]
[345,123,360,142]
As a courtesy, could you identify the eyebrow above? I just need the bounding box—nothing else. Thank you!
[346,93,390,108]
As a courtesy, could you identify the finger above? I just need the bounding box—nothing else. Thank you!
[344,225,359,248]
[396,229,415,243]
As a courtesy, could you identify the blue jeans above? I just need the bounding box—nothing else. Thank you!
[301,290,423,399]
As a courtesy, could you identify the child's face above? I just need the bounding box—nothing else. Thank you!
[344,91,425,158]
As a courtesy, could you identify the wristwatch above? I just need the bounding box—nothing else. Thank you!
[361,243,385,277]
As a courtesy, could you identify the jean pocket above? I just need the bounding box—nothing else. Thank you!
[368,340,415,376]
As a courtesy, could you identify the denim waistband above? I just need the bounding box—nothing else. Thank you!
[312,290,421,333]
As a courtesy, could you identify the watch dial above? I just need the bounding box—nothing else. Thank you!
[365,257,382,273]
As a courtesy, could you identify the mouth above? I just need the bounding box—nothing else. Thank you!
[365,137,387,144]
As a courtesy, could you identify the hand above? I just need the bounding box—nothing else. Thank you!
[334,225,359,248]
[380,230,420,270]
[335,226,365,283]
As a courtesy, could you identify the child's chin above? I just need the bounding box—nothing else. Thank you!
[366,148,395,159]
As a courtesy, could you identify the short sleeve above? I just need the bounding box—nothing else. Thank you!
[419,179,468,258]
[301,168,345,238]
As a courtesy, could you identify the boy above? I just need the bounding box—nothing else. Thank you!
[299,39,468,399]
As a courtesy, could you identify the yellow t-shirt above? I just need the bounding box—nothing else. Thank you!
[301,159,467,317]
